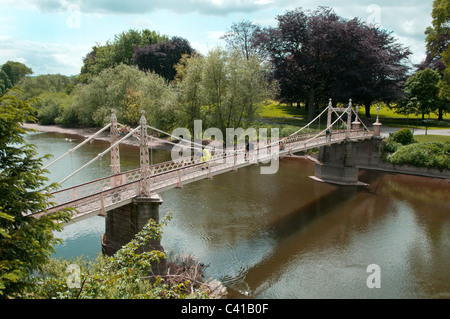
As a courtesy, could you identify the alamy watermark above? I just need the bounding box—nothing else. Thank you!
[366,4,381,27]
[65,2,81,29]
[366,264,381,289]
[66,263,81,289]
[170,120,280,175]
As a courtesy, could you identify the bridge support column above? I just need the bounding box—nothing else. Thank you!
[312,138,384,186]
[313,141,361,185]
[102,194,166,275]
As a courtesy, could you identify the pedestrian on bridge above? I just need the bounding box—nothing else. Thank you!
[202,147,211,170]
[326,129,331,142]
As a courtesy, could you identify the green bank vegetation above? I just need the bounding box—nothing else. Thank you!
[384,128,450,170]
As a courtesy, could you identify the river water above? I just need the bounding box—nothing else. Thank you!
[25,131,450,299]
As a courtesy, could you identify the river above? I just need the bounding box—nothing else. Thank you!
[25,130,450,299]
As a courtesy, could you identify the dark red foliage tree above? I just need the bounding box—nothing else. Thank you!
[254,7,412,119]
[133,37,195,82]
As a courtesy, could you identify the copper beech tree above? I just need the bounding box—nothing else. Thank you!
[252,7,411,119]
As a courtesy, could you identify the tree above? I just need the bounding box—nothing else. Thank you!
[0,92,71,297]
[70,64,178,131]
[0,61,33,94]
[425,0,449,61]
[1,61,33,88]
[174,54,206,131]
[175,48,277,132]
[32,214,215,299]
[254,7,411,119]
[402,68,443,119]
[221,20,262,60]
[439,49,450,102]
[0,70,12,96]
[133,36,195,82]
[80,29,168,80]
[422,0,450,118]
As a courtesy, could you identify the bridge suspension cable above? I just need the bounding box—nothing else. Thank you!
[43,123,112,170]
[58,125,141,185]
[289,106,330,137]
[297,104,352,146]
[146,123,205,151]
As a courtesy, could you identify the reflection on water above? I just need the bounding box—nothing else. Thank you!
[25,131,450,298]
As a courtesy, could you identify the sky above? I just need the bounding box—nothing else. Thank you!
[0,0,434,76]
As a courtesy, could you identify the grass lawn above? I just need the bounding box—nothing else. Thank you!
[258,101,450,130]
[413,135,450,143]
[259,100,307,119]
[367,104,450,130]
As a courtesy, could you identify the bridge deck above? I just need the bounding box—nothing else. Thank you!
[36,129,373,222]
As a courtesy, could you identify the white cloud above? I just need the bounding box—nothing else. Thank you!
[130,18,155,29]
[205,30,225,40]
[2,0,288,15]
[0,37,89,75]
[0,0,434,75]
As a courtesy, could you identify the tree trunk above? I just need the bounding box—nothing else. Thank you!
[365,104,371,118]
[438,107,443,121]
[307,88,316,122]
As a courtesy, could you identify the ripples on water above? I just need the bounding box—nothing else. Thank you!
[26,132,450,298]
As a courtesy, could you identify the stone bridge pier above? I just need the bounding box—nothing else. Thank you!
[101,193,166,275]
[313,137,384,186]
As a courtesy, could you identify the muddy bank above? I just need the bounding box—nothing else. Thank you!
[21,122,175,151]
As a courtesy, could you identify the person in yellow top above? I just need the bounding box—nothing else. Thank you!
[201,147,211,169]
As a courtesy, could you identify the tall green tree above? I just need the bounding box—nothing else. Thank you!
[0,70,12,96]
[174,54,206,131]
[402,68,443,119]
[0,92,71,298]
[221,20,262,60]
[424,0,450,118]
[175,48,277,132]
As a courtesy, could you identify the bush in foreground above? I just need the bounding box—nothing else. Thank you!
[30,215,217,299]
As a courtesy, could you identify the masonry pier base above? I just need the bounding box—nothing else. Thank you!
[101,193,166,275]
[311,138,384,186]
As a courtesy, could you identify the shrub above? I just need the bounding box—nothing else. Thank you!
[387,141,450,170]
[384,138,402,153]
[31,214,215,299]
[391,128,414,145]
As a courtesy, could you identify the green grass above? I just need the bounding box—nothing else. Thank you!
[366,104,450,129]
[257,101,450,130]
[259,100,307,119]
[414,135,450,143]
[374,104,450,120]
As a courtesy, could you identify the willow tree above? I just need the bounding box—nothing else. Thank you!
[176,48,277,132]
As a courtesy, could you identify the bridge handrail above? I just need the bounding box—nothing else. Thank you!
[44,178,141,216]
[50,168,141,196]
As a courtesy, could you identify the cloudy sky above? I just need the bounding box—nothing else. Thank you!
[0,0,433,76]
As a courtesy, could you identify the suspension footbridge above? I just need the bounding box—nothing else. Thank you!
[32,99,374,223]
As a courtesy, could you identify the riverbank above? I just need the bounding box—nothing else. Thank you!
[21,122,174,151]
